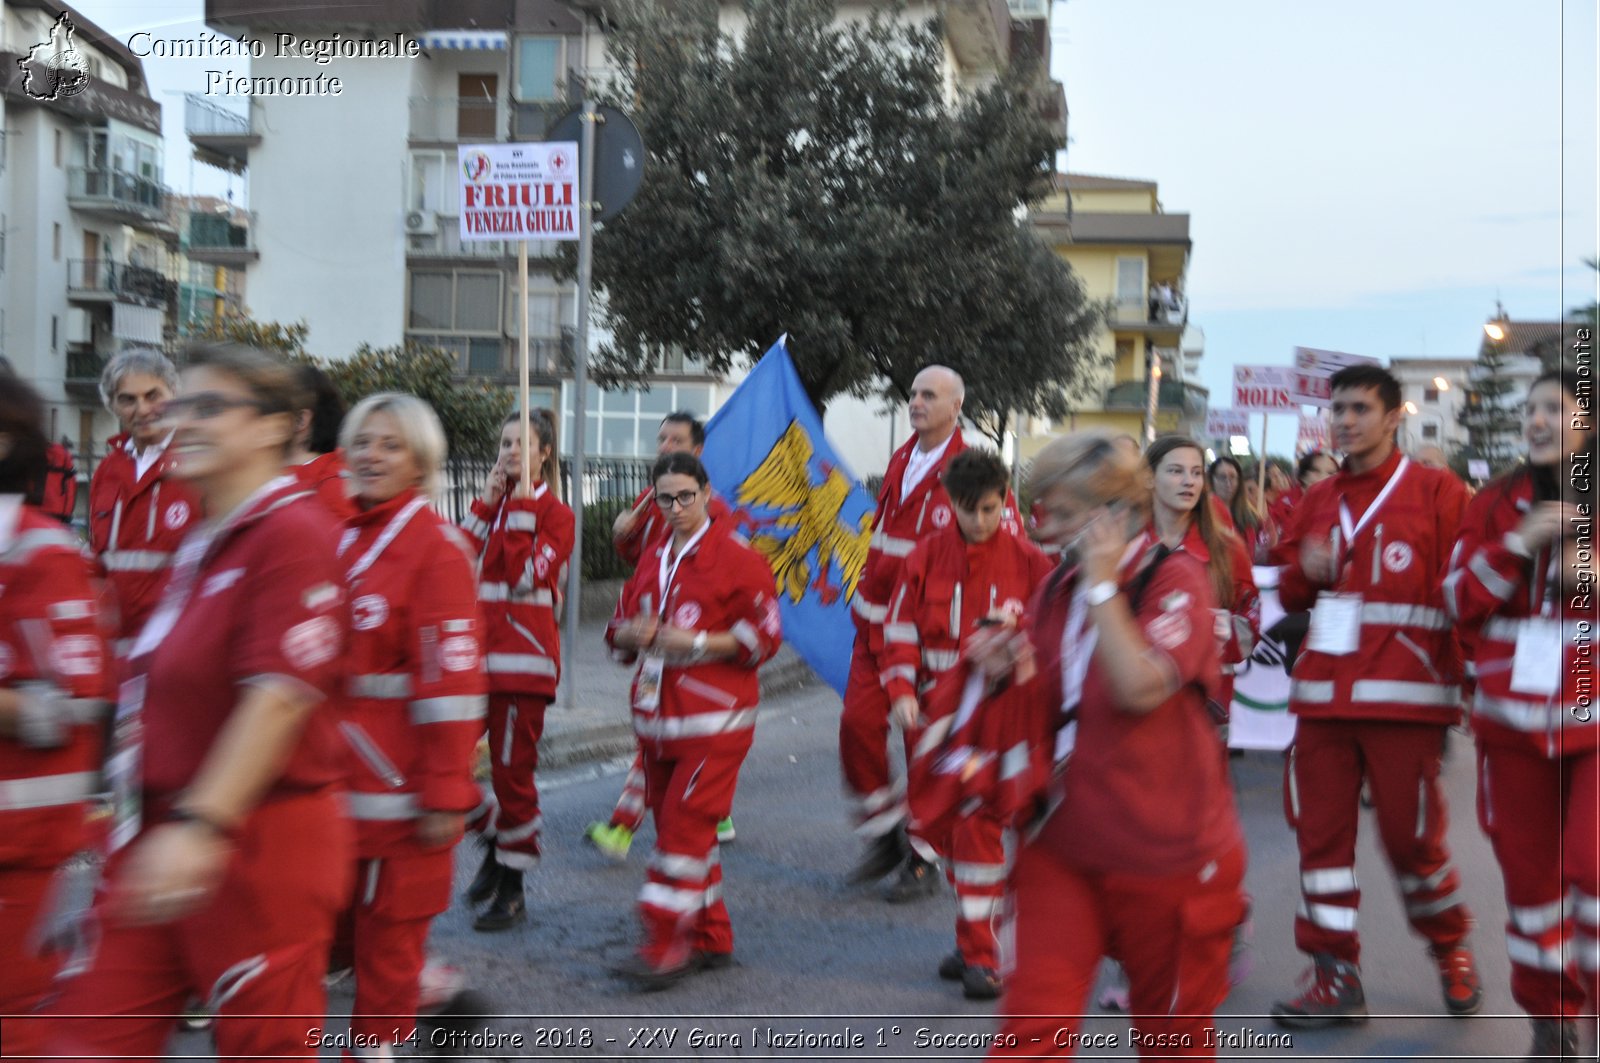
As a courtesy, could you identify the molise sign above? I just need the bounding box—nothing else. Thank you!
[1232,365,1299,412]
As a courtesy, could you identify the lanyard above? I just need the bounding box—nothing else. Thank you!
[656,519,710,619]
[1337,456,1409,549]
[342,495,429,584]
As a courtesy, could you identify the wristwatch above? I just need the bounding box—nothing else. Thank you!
[1085,580,1119,607]
[690,631,708,662]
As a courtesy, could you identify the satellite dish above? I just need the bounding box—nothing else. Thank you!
[548,104,645,224]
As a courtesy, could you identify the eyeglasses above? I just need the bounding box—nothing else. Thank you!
[655,489,700,510]
[161,393,267,421]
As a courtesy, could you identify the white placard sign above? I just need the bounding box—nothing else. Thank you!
[458,142,579,243]
[1205,408,1250,439]
[1233,365,1299,412]
[1292,346,1382,407]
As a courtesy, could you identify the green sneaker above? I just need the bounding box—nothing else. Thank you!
[584,821,633,862]
[716,817,736,844]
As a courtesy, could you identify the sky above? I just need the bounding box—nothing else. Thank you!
[72,0,1600,456]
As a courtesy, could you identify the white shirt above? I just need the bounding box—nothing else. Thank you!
[900,433,953,503]
[129,432,174,482]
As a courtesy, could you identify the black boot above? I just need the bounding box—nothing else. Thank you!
[472,867,526,932]
[880,852,941,903]
[464,837,499,905]
[846,829,908,885]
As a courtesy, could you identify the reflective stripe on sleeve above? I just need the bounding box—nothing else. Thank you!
[102,549,171,572]
[851,596,888,623]
[484,653,558,677]
[869,532,916,558]
[478,583,554,605]
[0,771,97,811]
[1469,552,1516,601]
[349,673,414,700]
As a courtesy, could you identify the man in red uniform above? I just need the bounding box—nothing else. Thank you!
[88,349,201,648]
[1272,364,1480,1028]
[883,449,1051,997]
[841,365,976,895]
[587,412,733,860]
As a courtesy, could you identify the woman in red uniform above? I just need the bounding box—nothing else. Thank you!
[963,430,1245,1059]
[0,375,110,1056]
[458,409,573,931]
[337,392,487,1051]
[288,363,356,520]
[1443,368,1598,1059]
[606,452,781,989]
[50,343,352,1060]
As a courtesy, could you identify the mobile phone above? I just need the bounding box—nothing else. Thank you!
[975,617,1004,628]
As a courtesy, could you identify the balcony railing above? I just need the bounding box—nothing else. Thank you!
[67,259,177,307]
[66,167,168,217]
[1110,297,1187,330]
[187,211,258,263]
[66,348,107,384]
[409,97,501,142]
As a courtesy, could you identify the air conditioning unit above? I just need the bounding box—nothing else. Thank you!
[404,209,437,236]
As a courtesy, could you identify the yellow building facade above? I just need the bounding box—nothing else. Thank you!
[1021,174,1200,460]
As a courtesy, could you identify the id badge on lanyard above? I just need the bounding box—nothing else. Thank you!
[1308,593,1363,656]
[106,675,146,852]
[1510,556,1562,696]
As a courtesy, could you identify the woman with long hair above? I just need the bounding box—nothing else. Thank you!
[1443,368,1599,1058]
[0,375,110,1056]
[337,393,487,1050]
[954,430,1245,1058]
[51,343,352,1059]
[458,408,572,931]
[606,452,781,989]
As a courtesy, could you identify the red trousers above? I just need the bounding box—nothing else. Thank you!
[1477,742,1600,1018]
[349,849,454,1049]
[946,814,1007,971]
[47,792,351,1061]
[476,693,547,869]
[992,840,1247,1060]
[637,745,745,968]
[0,866,64,1057]
[607,750,649,833]
[839,634,913,841]
[1284,718,1470,965]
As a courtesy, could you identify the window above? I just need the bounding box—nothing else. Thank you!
[519,288,577,340]
[407,269,501,332]
[1422,423,1439,441]
[52,223,60,261]
[51,315,58,350]
[457,74,498,139]
[516,38,563,102]
[408,151,452,213]
[1115,256,1146,308]
[53,129,61,168]
[562,383,713,457]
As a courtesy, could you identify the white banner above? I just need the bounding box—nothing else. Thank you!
[1233,365,1299,412]
[457,142,579,243]
[1292,346,1382,407]
[1296,411,1330,455]
[1205,408,1250,439]
[1229,565,1297,751]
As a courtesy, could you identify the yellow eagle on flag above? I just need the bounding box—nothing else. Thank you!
[735,421,873,606]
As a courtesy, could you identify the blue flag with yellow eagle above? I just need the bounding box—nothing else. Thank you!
[702,337,875,697]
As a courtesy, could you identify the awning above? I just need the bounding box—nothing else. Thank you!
[112,303,163,345]
[418,31,508,51]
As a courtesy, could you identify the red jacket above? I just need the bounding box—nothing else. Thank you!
[1443,469,1598,756]
[0,503,110,867]
[460,483,573,698]
[293,450,358,521]
[338,490,487,855]
[1278,448,1470,725]
[606,518,782,758]
[1140,520,1260,674]
[88,435,202,642]
[882,522,1052,705]
[614,485,732,568]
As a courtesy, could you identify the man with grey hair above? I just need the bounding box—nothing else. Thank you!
[840,364,979,901]
[88,348,201,647]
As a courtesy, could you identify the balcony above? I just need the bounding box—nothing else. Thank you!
[185,94,259,174]
[409,97,501,143]
[67,259,178,309]
[66,348,107,390]
[66,167,172,229]
[187,211,259,266]
[940,0,1012,75]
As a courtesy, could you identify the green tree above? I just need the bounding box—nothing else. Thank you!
[197,316,507,458]
[578,0,1103,440]
[1458,329,1522,476]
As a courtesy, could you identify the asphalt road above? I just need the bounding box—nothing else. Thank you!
[168,681,1543,1061]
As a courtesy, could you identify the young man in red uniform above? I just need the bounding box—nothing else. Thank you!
[587,412,732,860]
[0,377,111,1057]
[88,349,201,649]
[841,365,975,895]
[883,449,1051,998]
[1272,364,1480,1027]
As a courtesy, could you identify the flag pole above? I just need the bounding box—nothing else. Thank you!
[1257,415,1269,500]
[519,240,531,496]
[562,99,598,711]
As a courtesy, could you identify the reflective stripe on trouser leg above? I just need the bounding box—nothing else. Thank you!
[610,750,649,833]
[839,634,900,833]
[487,693,548,869]
[349,851,451,1047]
[1287,720,1367,964]
[950,814,1007,970]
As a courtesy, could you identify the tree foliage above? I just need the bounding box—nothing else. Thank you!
[579,0,1104,439]
[1457,332,1522,476]
[198,316,508,458]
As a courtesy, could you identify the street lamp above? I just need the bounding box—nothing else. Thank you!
[1433,376,1451,391]
[1483,301,1510,343]
[1404,401,1419,415]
